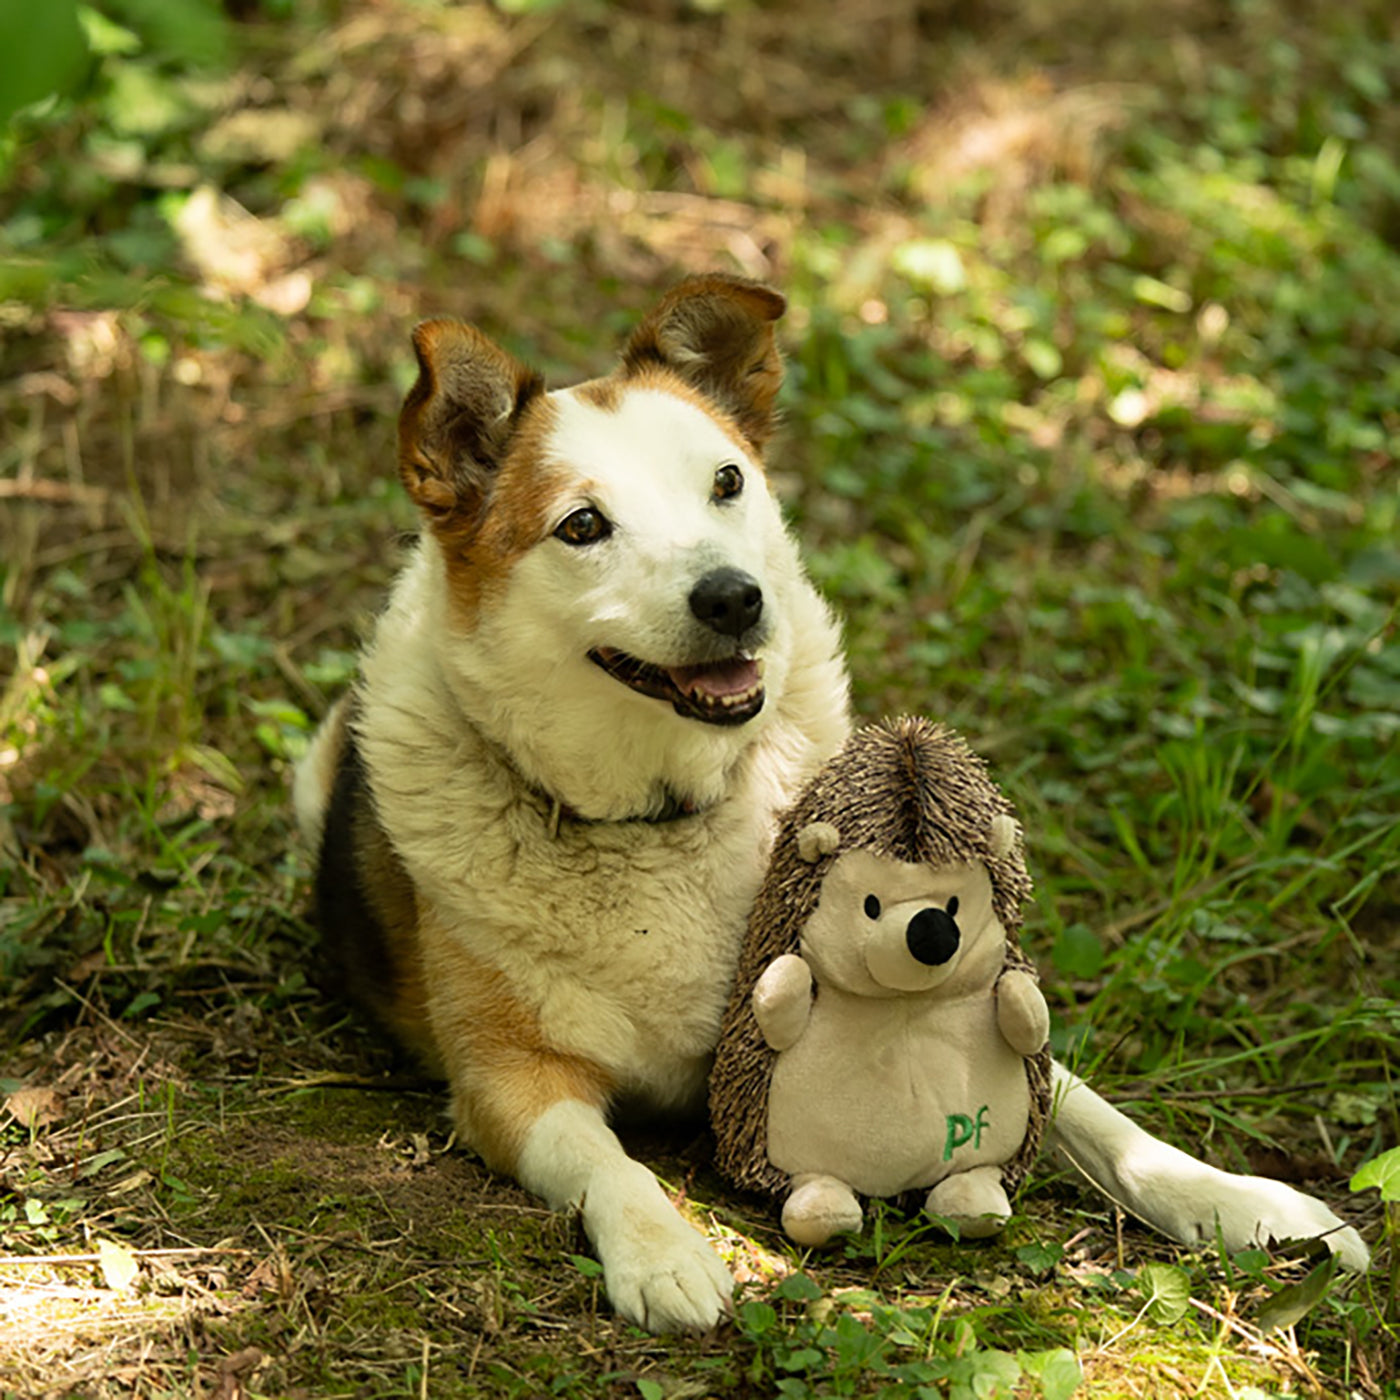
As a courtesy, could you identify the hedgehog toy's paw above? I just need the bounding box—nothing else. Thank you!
[996,968,1050,1057]
[926,1167,1011,1240]
[782,1174,863,1247]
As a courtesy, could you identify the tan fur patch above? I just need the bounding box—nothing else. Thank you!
[435,394,566,630]
[571,375,621,413]
[418,913,616,1174]
[620,274,786,451]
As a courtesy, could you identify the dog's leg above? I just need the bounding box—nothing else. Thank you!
[517,1100,735,1332]
[422,920,733,1333]
[1047,1062,1370,1270]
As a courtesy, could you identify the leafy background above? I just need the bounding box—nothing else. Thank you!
[0,0,1397,1395]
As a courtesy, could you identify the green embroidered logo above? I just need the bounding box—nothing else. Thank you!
[944,1105,991,1160]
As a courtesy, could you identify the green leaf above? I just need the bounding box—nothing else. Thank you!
[569,1253,603,1279]
[1254,1253,1338,1334]
[122,990,160,1020]
[103,0,230,69]
[1137,1263,1191,1326]
[1131,274,1192,313]
[1021,1348,1083,1400]
[1350,1146,1400,1202]
[774,1272,824,1301]
[738,1299,778,1336]
[636,1380,664,1400]
[0,0,90,123]
[78,8,142,57]
[892,239,967,295]
[1015,1242,1063,1277]
[948,1348,1021,1399]
[1022,338,1063,380]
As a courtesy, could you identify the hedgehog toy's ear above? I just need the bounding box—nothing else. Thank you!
[797,822,842,863]
[989,813,1019,860]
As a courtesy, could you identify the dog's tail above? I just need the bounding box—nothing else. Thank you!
[292,694,351,855]
[1046,1062,1370,1271]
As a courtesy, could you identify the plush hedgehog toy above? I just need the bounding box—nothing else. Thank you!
[710,717,1053,1247]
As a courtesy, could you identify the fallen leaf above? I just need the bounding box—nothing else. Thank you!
[98,1237,140,1292]
[240,1255,286,1298]
[4,1085,63,1129]
[212,1346,265,1400]
[1255,1252,1339,1334]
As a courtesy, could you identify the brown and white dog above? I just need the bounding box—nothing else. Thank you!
[293,275,1366,1333]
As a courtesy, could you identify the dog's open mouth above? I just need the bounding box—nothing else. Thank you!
[588,647,765,726]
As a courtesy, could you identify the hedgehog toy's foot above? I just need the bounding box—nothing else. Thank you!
[925,1167,1011,1239]
[782,1174,863,1247]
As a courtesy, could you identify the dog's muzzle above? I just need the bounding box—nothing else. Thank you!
[587,569,768,726]
[588,644,766,726]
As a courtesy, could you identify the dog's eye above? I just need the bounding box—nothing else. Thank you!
[712,464,744,501]
[555,508,611,546]
[864,895,881,920]
[946,896,960,917]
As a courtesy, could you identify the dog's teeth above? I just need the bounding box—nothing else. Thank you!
[755,658,765,679]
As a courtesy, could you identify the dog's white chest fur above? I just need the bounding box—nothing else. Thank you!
[354,498,847,1109]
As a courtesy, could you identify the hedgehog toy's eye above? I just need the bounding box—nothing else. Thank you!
[863,895,881,920]
[946,895,960,917]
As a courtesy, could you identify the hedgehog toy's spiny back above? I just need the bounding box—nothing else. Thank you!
[710,716,1052,1201]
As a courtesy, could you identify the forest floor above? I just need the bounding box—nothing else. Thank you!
[1,1,1398,1395]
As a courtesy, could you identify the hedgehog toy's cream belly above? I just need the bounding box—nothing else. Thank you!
[765,991,1031,1197]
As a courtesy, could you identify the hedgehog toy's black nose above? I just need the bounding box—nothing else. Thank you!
[906,907,960,967]
[689,567,763,638]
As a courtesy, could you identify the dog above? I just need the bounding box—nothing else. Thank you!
[293,274,1367,1333]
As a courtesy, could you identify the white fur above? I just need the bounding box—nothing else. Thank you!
[433,388,820,823]
[301,370,1367,1333]
[518,1100,733,1332]
[292,693,347,853]
[1048,1065,1369,1270]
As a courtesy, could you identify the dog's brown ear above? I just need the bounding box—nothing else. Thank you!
[398,320,544,527]
[621,274,786,450]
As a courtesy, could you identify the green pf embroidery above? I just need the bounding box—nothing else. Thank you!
[943,1104,991,1161]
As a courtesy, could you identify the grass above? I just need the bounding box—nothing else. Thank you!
[2,0,1398,1394]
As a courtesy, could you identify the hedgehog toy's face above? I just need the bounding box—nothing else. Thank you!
[799,849,1008,998]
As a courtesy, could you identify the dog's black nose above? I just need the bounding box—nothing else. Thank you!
[689,568,763,638]
[906,907,960,967]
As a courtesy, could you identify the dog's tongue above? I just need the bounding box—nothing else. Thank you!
[668,656,761,699]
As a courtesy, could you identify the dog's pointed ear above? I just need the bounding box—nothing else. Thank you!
[621,274,786,450]
[397,319,544,527]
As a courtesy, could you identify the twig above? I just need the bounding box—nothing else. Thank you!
[1188,1296,1321,1389]
[53,980,143,1050]
[0,1246,252,1268]
[0,479,110,508]
[1108,1078,1334,1104]
[257,1072,441,1095]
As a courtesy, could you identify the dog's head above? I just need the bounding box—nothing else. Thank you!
[394,275,824,819]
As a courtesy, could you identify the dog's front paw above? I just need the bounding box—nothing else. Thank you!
[585,1159,733,1333]
[1193,1172,1370,1272]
